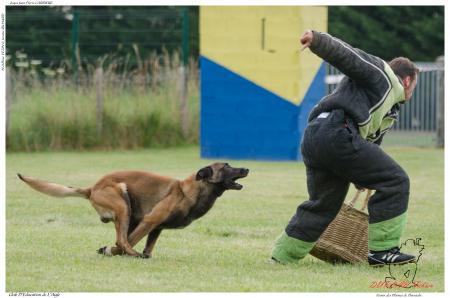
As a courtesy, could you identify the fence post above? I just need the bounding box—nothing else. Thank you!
[179,65,189,138]
[95,66,104,138]
[182,8,190,66]
[436,56,444,148]
[71,8,80,84]
[179,7,190,138]
[6,67,12,138]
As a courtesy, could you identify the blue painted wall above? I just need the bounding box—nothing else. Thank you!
[200,56,326,161]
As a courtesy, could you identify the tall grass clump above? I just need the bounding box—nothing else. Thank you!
[6,49,199,152]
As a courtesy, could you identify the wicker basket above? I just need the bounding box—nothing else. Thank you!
[309,189,372,264]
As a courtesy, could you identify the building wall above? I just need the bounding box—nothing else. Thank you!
[200,6,328,160]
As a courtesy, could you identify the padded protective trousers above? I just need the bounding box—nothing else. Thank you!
[272,109,410,263]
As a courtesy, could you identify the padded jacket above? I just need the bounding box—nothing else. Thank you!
[307,31,406,144]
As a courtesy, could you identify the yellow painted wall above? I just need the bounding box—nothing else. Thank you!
[200,6,328,105]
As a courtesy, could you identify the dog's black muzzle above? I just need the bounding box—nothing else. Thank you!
[224,168,249,190]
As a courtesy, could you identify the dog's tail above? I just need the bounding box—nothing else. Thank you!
[17,173,91,199]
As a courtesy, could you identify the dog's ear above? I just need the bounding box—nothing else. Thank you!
[196,166,213,181]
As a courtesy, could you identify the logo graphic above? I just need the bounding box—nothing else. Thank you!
[384,238,425,288]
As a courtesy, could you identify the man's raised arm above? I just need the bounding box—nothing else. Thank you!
[301,30,390,90]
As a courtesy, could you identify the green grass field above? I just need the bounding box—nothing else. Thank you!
[5,146,444,292]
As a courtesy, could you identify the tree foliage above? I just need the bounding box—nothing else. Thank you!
[329,6,444,61]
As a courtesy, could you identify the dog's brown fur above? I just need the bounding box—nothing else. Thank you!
[18,163,249,258]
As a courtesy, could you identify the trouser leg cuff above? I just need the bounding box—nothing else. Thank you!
[271,232,316,264]
[368,212,408,251]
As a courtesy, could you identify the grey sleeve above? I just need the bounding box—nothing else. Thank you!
[310,31,390,91]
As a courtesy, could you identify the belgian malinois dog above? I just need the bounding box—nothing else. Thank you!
[18,163,249,258]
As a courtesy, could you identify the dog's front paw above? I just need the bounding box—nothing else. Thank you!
[141,252,151,259]
[136,252,150,259]
[97,246,112,256]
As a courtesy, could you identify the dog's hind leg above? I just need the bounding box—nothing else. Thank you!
[101,194,174,257]
[98,184,140,257]
[143,229,162,258]
[99,213,140,256]
[92,185,144,258]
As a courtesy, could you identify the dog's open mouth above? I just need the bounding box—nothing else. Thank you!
[226,169,249,190]
[229,177,244,190]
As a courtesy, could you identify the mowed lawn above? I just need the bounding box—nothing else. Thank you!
[5,146,444,292]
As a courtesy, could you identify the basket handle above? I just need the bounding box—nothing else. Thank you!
[348,188,373,211]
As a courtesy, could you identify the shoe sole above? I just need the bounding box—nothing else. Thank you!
[268,257,281,264]
[369,258,416,267]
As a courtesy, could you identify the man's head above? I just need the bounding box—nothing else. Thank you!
[389,57,419,101]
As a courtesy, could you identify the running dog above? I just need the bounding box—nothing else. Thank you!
[18,162,249,258]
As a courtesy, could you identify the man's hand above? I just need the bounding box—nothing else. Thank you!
[300,30,314,52]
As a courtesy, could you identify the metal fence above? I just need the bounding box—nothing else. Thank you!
[325,60,445,147]
[6,7,194,70]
